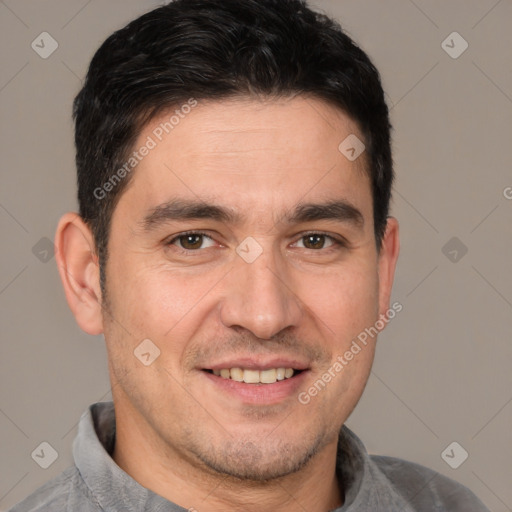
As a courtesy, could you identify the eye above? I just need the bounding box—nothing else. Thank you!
[292,233,341,250]
[168,232,217,251]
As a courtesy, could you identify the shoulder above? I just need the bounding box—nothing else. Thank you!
[7,466,101,512]
[369,455,490,511]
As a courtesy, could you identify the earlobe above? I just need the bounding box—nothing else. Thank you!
[54,213,104,335]
[377,217,400,320]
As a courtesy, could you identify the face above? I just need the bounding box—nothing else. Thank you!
[100,96,397,481]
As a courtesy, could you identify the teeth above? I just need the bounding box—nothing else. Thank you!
[212,367,297,383]
[276,368,286,380]
[230,367,244,382]
[243,369,260,383]
[260,369,277,383]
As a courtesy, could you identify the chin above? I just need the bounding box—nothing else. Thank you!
[190,433,328,482]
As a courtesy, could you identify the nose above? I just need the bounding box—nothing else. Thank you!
[219,245,303,340]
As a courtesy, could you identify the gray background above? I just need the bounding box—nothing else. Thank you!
[1,0,511,510]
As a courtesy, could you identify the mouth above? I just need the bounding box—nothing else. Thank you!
[201,363,309,404]
[203,367,304,384]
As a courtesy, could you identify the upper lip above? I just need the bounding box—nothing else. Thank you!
[202,357,310,371]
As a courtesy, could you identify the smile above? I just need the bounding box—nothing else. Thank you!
[205,367,301,384]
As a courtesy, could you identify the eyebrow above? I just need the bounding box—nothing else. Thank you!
[140,198,364,231]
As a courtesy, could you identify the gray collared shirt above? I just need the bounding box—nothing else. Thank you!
[9,401,489,511]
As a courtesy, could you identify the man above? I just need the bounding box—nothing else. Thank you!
[10,0,489,510]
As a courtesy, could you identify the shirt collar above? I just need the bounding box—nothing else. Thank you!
[73,402,183,511]
[73,401,412,511]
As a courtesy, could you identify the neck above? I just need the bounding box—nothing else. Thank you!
[112,402,344,512]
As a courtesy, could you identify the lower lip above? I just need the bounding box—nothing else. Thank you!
[202,370,309,404]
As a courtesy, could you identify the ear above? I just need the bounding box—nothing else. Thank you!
[54,213,104,335]
[377,216,400,319]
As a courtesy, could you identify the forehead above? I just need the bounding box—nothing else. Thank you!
[154,96,364,169]
[114,95,372,227]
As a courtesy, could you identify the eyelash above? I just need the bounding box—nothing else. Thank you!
[166,230,347,253]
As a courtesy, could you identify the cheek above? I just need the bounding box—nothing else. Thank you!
[137,267,225,327]
[105,260,225,356]
[294,261,380,341]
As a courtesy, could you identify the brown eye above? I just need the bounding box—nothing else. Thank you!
[302,234,328,249]
[169,232,216,250]
[291,233,341,251]
[179,234,204,250]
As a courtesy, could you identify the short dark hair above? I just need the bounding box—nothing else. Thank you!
[73,0,393,290]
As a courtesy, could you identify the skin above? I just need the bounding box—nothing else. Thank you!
[56,95,399,512]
